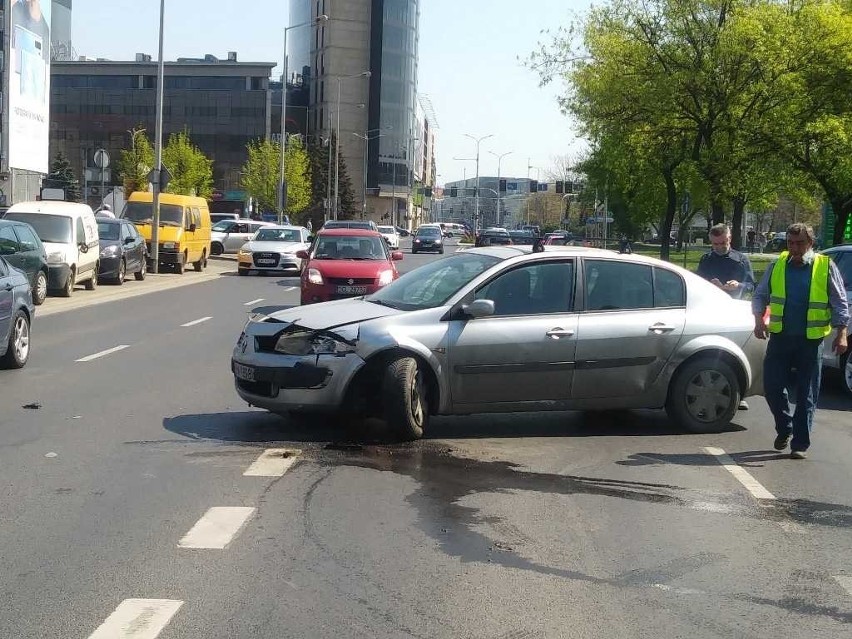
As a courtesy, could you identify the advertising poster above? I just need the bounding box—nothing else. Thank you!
[9,0,52,174]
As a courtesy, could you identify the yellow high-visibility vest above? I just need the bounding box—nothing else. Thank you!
[768,252,832,339]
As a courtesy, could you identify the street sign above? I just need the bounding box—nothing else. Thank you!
[93,148,110,169]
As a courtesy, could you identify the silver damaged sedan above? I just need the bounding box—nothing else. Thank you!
[232,246,766,439]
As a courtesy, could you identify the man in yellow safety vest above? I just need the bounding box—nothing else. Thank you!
[752,223,848,459]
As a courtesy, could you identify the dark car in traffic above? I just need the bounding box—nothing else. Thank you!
[0,255,34,368]
[97,218,148,284]
[412,225,444,253]
[0,219,49,305]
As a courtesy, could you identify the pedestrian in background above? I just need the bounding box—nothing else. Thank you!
[697,224,756,299]
[752,223,848,459]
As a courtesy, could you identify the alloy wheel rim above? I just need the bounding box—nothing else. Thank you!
[119,260,126,280]
[36,273,46,301]
[410,370,424,426]
[13,317,29,361]
[684,369,732,423]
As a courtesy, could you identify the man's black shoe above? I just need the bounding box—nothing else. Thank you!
[774,434,791,451]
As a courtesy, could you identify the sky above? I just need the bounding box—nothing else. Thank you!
[71,0,592,185]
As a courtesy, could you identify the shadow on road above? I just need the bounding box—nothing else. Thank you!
[618,449,788,468]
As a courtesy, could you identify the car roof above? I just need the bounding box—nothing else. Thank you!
[6,201,95,215]
[824,244,852,253]
[256,225,305,231]
[317,228,381,237]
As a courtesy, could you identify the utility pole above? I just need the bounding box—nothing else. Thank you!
[150,0,166,274]
[489,150,512,228]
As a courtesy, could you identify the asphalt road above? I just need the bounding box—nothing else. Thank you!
[1,237,851,639]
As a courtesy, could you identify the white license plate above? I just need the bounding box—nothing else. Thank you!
[257,259,276,265]
[337,286,368,295]
[234,363,256,382]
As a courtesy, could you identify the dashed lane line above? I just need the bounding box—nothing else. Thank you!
[703,447,776,500]
[282,286,298,292]
[243,298,265,306]
[180,316,213,327]
[75,345,131,362]
[243,448,302,477]
[87,599,183,639]
[177,506,256,549]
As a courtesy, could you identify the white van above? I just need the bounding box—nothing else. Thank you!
[4,201,100,297]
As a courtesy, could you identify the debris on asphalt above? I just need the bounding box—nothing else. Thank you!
[22,402,42,409]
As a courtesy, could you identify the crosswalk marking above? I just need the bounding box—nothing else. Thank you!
[704,447,776,500]
[87,599,183,639]
[178,506,256,549]
[243,448,301,477]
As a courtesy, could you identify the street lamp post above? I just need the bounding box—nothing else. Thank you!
[150,0,166,274]
[334,71,371,219]
[489,150,512,228]
[353,128,390,220]
[278,14,328,223]
[461,134,493,234]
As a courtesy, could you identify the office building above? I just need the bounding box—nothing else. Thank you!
[51,0,74,60]
[437,177,535,228]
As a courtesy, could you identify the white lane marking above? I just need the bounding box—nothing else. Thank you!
[704,447,776,500]
[87,599,183,639]
[835,575,852,597]
[178,506,256,549]
[243,298,265,306]
[282,286,298,292]
[243,448,302,477]
[181,316,212,327]
[76,345,130,362]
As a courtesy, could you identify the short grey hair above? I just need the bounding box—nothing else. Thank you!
[709,224,730,237]
[787,223,815,242]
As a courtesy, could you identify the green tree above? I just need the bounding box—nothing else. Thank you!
[241,137,312,217]
[306,133,357,221]
[44,152,81,201]
[162,130,213,199]
[283,137,312,216]
[117,127,154,195]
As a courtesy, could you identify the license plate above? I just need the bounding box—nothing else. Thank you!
[337,285,368,295]
[257,259,276,265]
[233,363,256,382]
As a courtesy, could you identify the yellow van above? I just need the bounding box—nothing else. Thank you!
[122,192,212,273]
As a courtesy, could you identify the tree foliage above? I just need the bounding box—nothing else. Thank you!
[44,152,81,201]
[241,137,312,216]
[117,127,154,196]
[306,133,357,221]
[162,130,213,199]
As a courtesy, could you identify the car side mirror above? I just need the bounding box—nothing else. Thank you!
[462,299,495,319]
[79,242,88,254]
[124,236,135,245]
[391,251,404,261]
[295,250,309,259]
[188,224,197,233]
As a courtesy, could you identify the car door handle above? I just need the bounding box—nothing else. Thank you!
[3,283,12,291]
[546,328,575,339]
[648,323,677,334]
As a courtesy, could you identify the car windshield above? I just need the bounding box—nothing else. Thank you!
[97,222,120,241]
[367,253,500,310]
[212,221,233,232]
[254,228,302,242]
[312,235,388,260]
[416,227,441,237]
[4,213,72,244]
[123,202,184,227]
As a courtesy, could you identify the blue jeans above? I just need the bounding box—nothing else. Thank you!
[763,333,824,452]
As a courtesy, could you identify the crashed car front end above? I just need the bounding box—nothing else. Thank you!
[232,312,365,413]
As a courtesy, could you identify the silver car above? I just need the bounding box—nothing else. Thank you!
[211,220,275,255]
[232,247,766,439]
[821,245,852,396]
[236,225,311,276]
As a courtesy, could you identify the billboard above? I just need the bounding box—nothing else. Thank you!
[9,0,52,173]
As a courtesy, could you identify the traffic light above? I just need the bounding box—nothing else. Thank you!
[450,186,458,198]
[529,180,538,193]
[556,181,564,194]
[499,178,507,192]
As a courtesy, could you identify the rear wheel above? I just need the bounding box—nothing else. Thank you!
[840,353,852,398]
[193,249,206,272]
[175,253,186,274]
[666,357,740,433]
[84,267,98,290]
[115,259,126,285]
[211,242,224,256]
[238,268,249,276]
[135,258,147,281]
[382,356,429,440]
[1,310,30,369]
[33,271,47,306]
[59,267,75,297]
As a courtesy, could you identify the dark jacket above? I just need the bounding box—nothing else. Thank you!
[697,249,756,299]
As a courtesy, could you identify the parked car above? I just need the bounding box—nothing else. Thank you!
[395,226,411,237]
[97,218,148,284]
[232,246,766,440]
[475,228,513,247]
[296,228,403,305]
[123,192,212,273]
[4,201,100,297]
[237,225,311,276]
[0,255,34,368]
[0,220,49,305]
[321,220,379,231]
[821,244,852,396]
[377,225,401,250]
[211,220,275,255]
[508,230,536,246]
[412,225,444,253]
[210,212,241,225]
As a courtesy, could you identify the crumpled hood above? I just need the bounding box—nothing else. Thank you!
[262,297,402,330]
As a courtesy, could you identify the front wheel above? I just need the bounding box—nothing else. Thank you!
[839,352,852,398]
[59,268,75,298]
[135,258,147,281]
[211,242,224,256]
[84,267,98,290]
[666,357,740,433]
[1,310,30,369]
[33,271,47,306]
[193,250,206,272]
[237,268,249,276]
[382,356,429,440]
[175,255,185,275]
[115,259,126,285]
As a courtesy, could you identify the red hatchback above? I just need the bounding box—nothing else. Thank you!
[297,228,403,305]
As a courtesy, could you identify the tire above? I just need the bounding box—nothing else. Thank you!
[175,254,185,275]
[211,242,224,256]
[115,259,126,285]
[666,357,740,433]
[1,310,30,369]
[135,258,147,281]
[382,356,429,440]
[193,250,206,272]
[238,268,249,276]
[84,267,98,290]
[839,352,852,398]
[32,270,47,306]
[412,249,418,254]
[59,267,75,297]
[439,248,444,254]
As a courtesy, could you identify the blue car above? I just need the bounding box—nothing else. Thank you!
[0,255,34,368]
